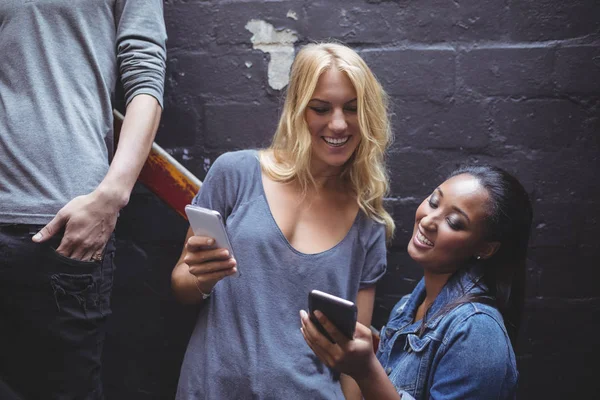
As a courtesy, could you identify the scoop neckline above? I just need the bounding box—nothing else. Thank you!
[253,151,360,257]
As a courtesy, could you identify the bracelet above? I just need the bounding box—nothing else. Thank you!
[194,279,212,300]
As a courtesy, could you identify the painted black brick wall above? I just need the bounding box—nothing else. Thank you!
[105,1,600,398]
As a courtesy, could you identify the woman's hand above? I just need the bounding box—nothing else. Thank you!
[300,309,376,381]
[184,235,237,294]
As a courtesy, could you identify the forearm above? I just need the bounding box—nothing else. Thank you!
[341,287,377,399]
[171,262,207,305]
[98,94,161,207]
[341,374,361,400]
[355,356,401,400]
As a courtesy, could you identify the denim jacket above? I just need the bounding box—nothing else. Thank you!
[376,267,518,400]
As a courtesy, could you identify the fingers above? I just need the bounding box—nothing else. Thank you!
[300,310,347,370]
[300,310,375,379]
[300,311,333,365]
[83,247,105,262]
[299,310,337,358]
[185,247,234,267]
[194,267,237,285]
[57,236,107,261]
[185,235,236,294]
[32,212,66,243]
[186,246,236,278]
[54,222,108,260]
[65,240,88,261]
[186,235,216,251]
[300,309,329,345]
[190,262,237,295]
[300,325,330,365]
[80,248,97,262]
[185,236,235,266]
[313,310,351,346]
[189,258,236,275]
[33,209,106,261]
[32,193,119,261]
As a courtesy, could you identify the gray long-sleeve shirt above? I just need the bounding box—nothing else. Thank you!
[0,0,167,224]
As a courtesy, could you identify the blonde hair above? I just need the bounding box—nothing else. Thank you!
[259,42,395,239]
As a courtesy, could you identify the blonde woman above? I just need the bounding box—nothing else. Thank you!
[172,42,394,399]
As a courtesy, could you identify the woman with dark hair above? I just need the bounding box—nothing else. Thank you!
[300,165,533,399]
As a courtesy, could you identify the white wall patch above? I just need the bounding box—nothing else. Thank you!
[245,19,298,90]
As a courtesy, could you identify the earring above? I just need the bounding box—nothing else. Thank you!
[476,255,481,260]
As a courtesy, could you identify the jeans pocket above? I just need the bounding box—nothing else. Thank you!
[50,272,99,317]
[43,234,116,319]
[47,243,104,267]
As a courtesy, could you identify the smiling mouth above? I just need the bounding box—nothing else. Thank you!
[416,230,434,247]
[322,136,350,147]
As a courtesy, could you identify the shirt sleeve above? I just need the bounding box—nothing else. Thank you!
[115,0,167,108]
[360,222,387,288]
[429,313,517,399]
[191,152,240,222]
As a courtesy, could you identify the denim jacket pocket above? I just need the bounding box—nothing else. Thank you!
[406,333,433,353]
[386,333,436,398]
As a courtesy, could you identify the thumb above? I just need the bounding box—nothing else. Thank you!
[32,213,66,243]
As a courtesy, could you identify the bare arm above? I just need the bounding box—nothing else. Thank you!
[33,95,161,260]
[340,286,376,400]
[353,352,402,400]
[102,94,162,205]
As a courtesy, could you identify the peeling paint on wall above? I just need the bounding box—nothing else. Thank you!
[286,10,298,20]
[245,19,298,90]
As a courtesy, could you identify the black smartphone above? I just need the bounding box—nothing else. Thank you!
[308,290,357,343]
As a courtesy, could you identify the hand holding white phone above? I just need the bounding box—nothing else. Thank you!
[185,205,239,278]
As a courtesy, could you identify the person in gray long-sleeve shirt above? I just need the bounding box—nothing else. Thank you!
[0,1,166,399]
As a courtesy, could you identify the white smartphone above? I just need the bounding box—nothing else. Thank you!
[184,204,239,277]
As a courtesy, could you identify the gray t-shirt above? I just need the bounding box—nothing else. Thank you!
[0,0,166,224]
[176,150,387,400]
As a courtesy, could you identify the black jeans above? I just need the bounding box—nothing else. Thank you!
[0,224,115,400]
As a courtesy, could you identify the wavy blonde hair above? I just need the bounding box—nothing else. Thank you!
[259,42,395,239]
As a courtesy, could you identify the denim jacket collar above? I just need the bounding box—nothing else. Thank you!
[376,265,517,400]
[397,265,488,332]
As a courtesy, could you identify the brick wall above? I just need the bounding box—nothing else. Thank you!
[105,1,600,398]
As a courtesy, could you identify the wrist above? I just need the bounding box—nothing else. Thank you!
[193,278,213,300]
[95,182,131,210]
[354,352,382,384]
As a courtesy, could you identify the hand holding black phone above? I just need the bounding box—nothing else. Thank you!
[308,290,357,343]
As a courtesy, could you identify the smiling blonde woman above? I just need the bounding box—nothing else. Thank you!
[261,42,395,240]
[172,42,394,400]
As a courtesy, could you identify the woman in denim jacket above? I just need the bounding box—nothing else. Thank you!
[300,165,533,399]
